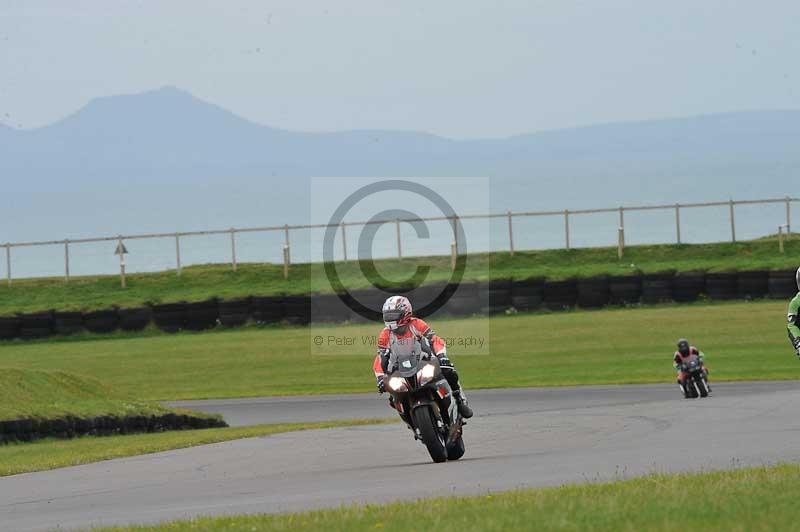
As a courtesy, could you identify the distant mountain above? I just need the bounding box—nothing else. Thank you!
[2,86,799,244]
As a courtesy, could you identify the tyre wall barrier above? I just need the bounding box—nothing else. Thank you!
[18,311,54,340]
[83,309,120,334]
[482,279,512,315]
[0,316,20,340]
[442,281,481,317]
[641,271,674,304]
[152,302,187,333]
[0,268,794,343]
[543,279,578,310]
[511,277,544,312]
[672,272,705,303]
[53,311,83,336]
[310,293,351,323]
[119,307,152,332]
[218,297,252,328]
[251,296,285,324]
[184,299,219,331]
[0,413,227,444]
[706,272,738,300]
[577,276,610,308]
[283,295,311,325]
[608,275,642,305]
[737,270,769,300]
[768,269,797,299]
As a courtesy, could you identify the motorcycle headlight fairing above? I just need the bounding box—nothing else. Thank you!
[417,364,436,385]
[388,376,408,392]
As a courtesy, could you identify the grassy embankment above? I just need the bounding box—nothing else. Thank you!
[0,238,798,315]
[1,299,796,400]
[96,463,800,532]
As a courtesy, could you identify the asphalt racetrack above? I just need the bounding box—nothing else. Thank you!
[3,381,800,531]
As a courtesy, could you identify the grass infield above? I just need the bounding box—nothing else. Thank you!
[1,299,797,400]
[94,463,800,531]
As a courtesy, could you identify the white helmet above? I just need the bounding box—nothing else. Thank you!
[382,295,412,330]
[796,266,800,291]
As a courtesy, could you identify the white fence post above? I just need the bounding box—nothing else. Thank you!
[452,216,459,254]
[729,199,736,242]
[341,223,348,262]
[64,239,70,283]
[786,196,792,233]
[283,224,291,265]
[5,244,10,286]
[118,237,126,289]
[618,227,625,259]
[395,219,402,258]
[507,210,515,256]
[618,207,625,247]
[282,245,290,279]
[230,228,237,272]
[564,209,571,250]
[675,203,682,244]
[175,234,182,276]
[450,242,457,271]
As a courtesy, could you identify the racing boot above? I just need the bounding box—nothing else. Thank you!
[453,390,473,419]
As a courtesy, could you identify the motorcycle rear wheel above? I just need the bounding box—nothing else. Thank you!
[412,407,448,463]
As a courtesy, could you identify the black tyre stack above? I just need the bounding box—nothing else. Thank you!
[482,279,512,315]
[283,295,310,325]
[0,316,20,340]
[543,279,578,310]
[119,307,152,332]
[737,270,769,300]
[608,274,642,305]
[251,296,284,324]
[641,272,674,304]
[310,293,348,323]
[705,272,738,300]
[53,311,84,336]
[217,297,251,328]
[83,309,120,334]
[511,277,544,312]
[152,302,187,333]
[18,311,54,340]
[442,281,481,317]
[768,269,798,299]
[184,299,219,331]
[672,272,705,303]
[577,275,610,308]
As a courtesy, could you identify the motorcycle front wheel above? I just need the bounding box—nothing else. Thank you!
[412,407,448,463]
[447,435,466,461]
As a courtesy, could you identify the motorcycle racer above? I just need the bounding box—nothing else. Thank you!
[674,338,710,393]
[787,267,800,357]
[373,295,474,418]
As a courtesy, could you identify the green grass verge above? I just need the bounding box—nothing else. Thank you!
[1,299,797,400]
[1,237,799,314]
[0,369,171,420]
[94,463,800,532]
[0,418,391,477]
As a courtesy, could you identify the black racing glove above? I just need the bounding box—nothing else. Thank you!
[376,375,386,394]
[438,355,453,368]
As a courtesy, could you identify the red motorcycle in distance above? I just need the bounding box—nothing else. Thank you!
[679,353,710,399]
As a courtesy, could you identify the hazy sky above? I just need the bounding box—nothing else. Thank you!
[1,0,798,138]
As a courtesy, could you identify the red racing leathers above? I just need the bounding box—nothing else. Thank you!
[673,346,709,383]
